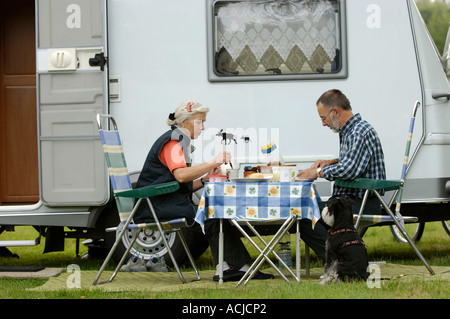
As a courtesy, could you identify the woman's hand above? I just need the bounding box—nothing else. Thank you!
[173,151,231,185]
[208,166,221,175]
[211,151,231,167]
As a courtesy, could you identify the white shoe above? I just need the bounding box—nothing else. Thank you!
[146,256,168,272]
[120,256,147,272]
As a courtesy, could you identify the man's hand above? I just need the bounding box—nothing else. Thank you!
[311,159,338,169]
[296,168,319,180]
[297,158,338,180]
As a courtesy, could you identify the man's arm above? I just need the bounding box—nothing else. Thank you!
[322,133,371,181]
[296,159,338,180]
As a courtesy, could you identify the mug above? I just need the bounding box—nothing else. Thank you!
[226,169,239,179]
[279,167,294,182]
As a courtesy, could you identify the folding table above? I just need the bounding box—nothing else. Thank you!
[194,181,321,286]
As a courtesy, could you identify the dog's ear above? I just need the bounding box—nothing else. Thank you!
[326,196,341,213]
[341,195,355,209]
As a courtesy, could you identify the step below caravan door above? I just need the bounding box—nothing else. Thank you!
[36,0,109,206]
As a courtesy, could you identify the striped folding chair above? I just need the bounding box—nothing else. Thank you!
[334,101,434,275]
[335,178,433,275]
[93,114,200,285]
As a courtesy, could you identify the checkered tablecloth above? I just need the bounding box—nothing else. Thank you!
[194,182,321,227]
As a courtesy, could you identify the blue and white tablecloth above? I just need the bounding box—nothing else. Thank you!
[195,182,321,227]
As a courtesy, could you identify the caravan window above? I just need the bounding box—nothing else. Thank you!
[208,0,347,82]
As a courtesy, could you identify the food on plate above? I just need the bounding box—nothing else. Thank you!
[249,173,264,179]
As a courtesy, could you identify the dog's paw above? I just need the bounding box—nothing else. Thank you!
[319,275,334,285]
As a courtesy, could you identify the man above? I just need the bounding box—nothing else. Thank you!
[297,89,386,215]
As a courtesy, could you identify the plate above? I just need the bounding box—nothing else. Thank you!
[230,178,271,183]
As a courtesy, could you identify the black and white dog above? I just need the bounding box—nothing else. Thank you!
[320,196,369,284]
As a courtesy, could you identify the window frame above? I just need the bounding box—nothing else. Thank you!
[207,0,348,82]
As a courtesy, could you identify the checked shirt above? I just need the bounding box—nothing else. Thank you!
[322,113,386,198]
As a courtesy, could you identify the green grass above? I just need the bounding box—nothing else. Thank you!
[0,222,449,299]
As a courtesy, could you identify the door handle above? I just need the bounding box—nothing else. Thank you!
[89,52,107,71]
[431,91,450,100]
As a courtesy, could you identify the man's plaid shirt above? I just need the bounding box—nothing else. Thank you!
[322,113,386,198]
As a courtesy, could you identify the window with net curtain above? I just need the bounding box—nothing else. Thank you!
[213,0,342,77]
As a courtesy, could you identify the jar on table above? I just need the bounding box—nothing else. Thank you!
[243,166,259,178]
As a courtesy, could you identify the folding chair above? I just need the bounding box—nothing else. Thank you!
[92,114,200,285]
[334,102,434,275]
[335,178,434,275]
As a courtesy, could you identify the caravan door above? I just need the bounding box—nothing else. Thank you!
[36,0,109,206]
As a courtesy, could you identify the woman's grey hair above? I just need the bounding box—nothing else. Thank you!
[167,100,210,126]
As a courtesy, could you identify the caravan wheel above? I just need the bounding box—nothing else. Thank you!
[117,222,176,263]
[103,205,208,266]
[116,223,208,267]
[389,222,425,243]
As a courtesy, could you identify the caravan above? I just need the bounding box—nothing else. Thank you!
[0,0,449,262]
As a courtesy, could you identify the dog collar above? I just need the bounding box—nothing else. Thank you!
[340,240,366,248]
[330,228,356,236]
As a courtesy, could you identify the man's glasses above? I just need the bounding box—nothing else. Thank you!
[320,108,335,123]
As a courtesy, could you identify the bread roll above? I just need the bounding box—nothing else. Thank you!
[249,173,264,178]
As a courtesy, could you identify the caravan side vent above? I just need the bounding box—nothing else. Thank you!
[109,76,121,103]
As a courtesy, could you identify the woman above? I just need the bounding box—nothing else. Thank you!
[134,100,273,281]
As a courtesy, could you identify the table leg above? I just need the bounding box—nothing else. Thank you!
[241,219,299,281]
[296,219,300,281]
[232,216,299,286]
[219,219,224,284]
[234,221,289,285]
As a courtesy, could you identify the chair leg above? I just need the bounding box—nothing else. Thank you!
[92,226,140,285]
[146,198,199,284]
[159,227,186,283]
[93,199,143,285]
[107,228,142,283]
[355,190,370,230]
[176,229,201,282]
[373,191,435,275]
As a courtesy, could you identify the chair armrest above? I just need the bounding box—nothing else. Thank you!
[353,214,418,227]
[335,178,403,191]
[114,181,180,198]
[129,218,190,231]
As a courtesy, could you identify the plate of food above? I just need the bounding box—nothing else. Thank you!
[230,178,272,183]
[230,173,272,183]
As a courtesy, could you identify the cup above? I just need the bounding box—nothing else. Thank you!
[226,169,239,179]
[279,167,294,182]
[220,163,232,175]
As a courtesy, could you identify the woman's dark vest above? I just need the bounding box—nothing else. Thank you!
[133,126,196,223]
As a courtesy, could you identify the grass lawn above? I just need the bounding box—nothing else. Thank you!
[0,221,449,301]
